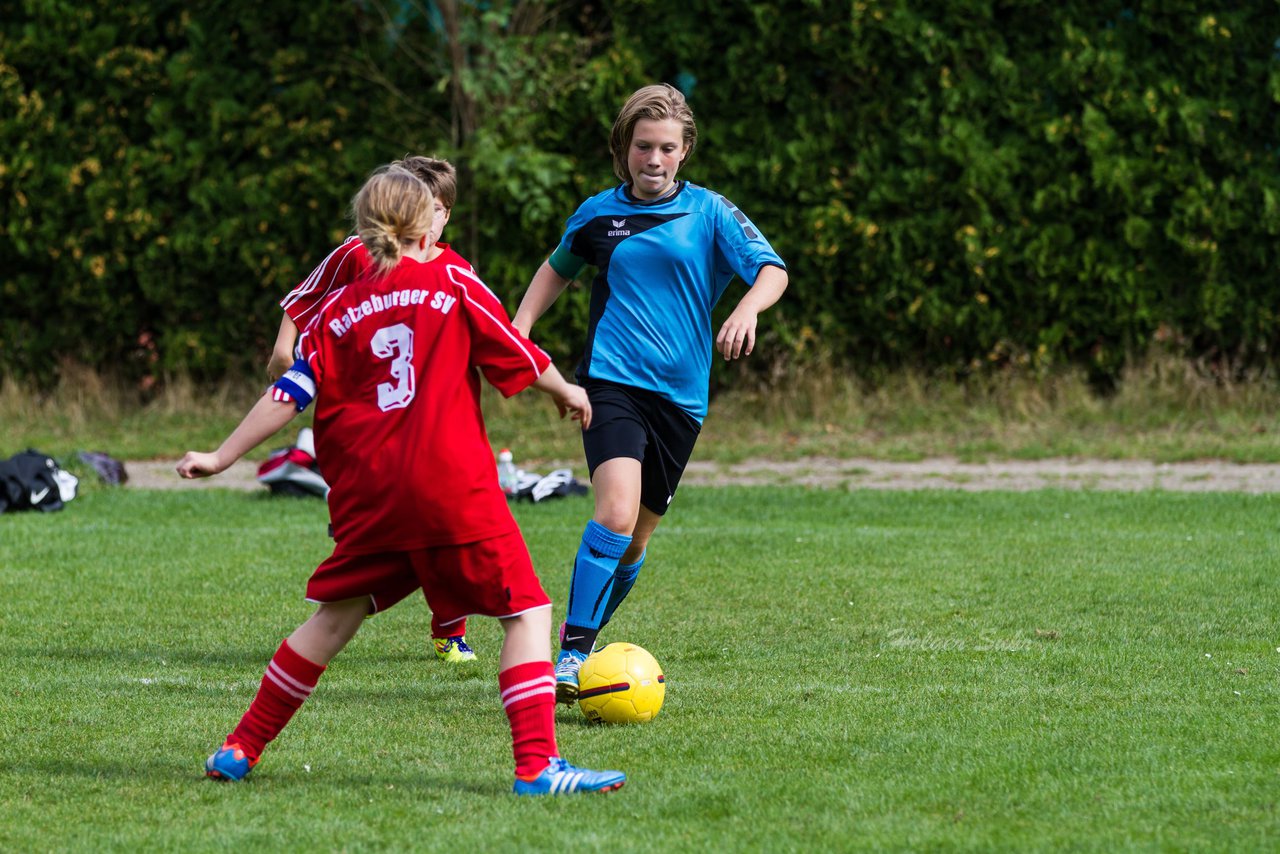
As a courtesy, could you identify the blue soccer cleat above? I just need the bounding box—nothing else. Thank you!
[554,648,589,704]
[205,741,258,782]
[513,757,626,796]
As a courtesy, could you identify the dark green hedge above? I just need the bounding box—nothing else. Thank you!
[0,0,402,381]
[611,1,1280,383]
[3,1,1279,387]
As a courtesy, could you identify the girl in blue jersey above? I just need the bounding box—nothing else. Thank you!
[513,83,789,702]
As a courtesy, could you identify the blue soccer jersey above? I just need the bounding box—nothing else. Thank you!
[548,181,785,421]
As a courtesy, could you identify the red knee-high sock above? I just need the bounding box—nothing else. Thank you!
[499,661,558,778]
[228,640,326,760]
[431,616,467,638]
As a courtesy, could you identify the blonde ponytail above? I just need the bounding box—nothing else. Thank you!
[350,165,435,278]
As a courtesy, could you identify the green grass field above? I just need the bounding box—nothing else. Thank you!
[2,485,1279,851]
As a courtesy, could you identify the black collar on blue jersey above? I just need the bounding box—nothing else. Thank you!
[619,180,686,205]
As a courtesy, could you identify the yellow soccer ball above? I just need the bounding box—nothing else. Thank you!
[577,642,665,723]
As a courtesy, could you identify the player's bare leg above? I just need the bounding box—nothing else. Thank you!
[206,598,369,781]
[288,598,371,665]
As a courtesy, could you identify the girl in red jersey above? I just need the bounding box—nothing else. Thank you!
[268,155,482,664]
[178,165,625,795]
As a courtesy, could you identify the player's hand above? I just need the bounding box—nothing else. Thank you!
[267,347,293,383]
[716,307,759,360]
[176,451,226,479]
[555,384,592,430]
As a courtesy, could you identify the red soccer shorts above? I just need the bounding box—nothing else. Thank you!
[305,530,551,624]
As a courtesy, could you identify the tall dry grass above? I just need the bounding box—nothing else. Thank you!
[4,355,1280,465]
[697,352,1280,463]
[1,364,275,463]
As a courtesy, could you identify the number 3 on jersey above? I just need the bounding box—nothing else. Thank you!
[371,323,415,411]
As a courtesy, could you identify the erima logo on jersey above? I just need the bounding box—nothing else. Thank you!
[608,218,631,237]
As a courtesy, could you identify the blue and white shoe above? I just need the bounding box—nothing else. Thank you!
[554,648,589,705]
[205,741,258,782]
[513,757,626,795]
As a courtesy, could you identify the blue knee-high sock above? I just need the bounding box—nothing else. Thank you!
[563,521,631,653]
[600,550,645,628]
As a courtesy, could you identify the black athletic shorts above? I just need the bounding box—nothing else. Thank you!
[580,379,701,516]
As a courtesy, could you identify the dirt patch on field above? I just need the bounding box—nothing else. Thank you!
[684,458,1280,492]
[125,457,1280,493]
[128,460,262,490]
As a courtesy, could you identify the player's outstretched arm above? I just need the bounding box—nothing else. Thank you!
[512,260,571,338]
[531,366,592,430]
[267,314,299,381]
[177,392,298,479]
[716,265,789,361]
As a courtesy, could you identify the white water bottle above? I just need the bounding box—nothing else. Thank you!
[496,448,518,496]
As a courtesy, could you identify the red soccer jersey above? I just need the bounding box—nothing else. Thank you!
[292,246,551,554]
[281,238,473,326]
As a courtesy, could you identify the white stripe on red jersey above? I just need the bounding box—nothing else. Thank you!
[446,264,546,377]
[280,236,364,322]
